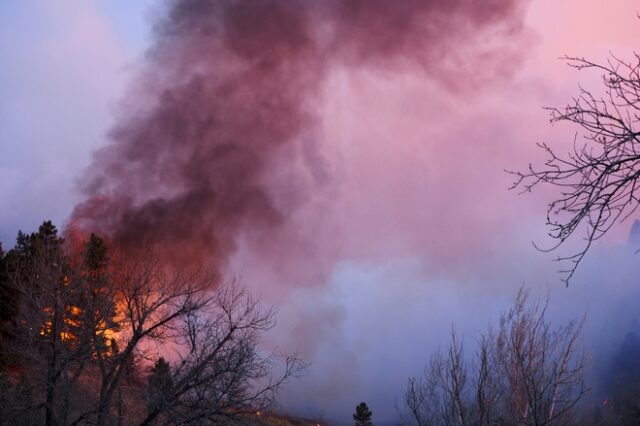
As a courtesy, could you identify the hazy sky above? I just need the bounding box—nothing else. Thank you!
[1,1,640,423]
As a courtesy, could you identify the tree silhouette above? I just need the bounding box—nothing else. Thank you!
[404,288,587,426]
[353,402,372,426]
[511,53,640,284]
[0,221,305,425]
[147,357,174,415]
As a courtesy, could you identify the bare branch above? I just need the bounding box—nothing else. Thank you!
[403,288,588,426]
[509,53,640,284]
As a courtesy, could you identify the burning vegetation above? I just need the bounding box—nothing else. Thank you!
[3,222,640,425]
[5,0,640,424]
[0,221,304,425]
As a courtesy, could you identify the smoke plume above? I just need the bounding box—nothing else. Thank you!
[69,0,530,278]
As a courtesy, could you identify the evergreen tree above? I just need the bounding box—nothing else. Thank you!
[75,234,119,356]
[2,222,112,425]
[12,222,72,426]
[0,221,302,425]
[353,402,372,426]
[148,357,174,414]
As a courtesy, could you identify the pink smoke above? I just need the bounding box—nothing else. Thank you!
[68,0,532,281]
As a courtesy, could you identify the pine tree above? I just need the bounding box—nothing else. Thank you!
[75,234,119,357]
[353,402,372,426]
[148,357,174,414]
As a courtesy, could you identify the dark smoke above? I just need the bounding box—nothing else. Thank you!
[69,0,530,278]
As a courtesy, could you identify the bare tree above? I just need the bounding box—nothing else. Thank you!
[403,330,501,426]
[71,251,305,426]
[510,53,640,284]
[403,288,588,426]
[403,351,443,426]
[134,282,304,425]
[1,223,305,425]
[494,288,587,425]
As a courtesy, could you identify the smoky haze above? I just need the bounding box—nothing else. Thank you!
[68,0,531,277]
[63,1,539,422]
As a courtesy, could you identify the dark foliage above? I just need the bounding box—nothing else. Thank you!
[353,402,373,426]
[0,221,303,426]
